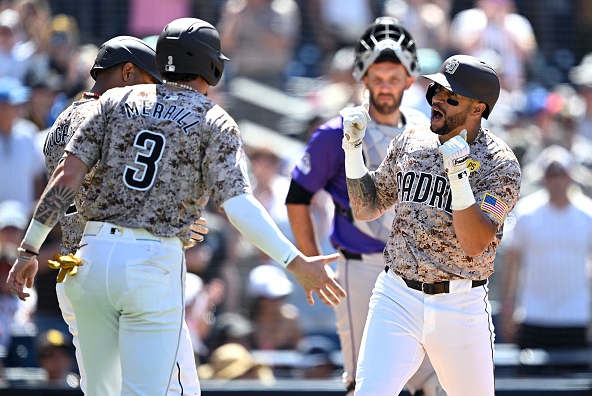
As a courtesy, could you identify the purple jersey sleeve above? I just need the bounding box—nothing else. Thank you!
[291,116,384,254]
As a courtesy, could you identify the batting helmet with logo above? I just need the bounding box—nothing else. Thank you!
[423,55,500,119]
[353,17,419,81]
[156,18,229,86]
[90,36,161,82]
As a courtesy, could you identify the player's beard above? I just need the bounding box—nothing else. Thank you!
[430,106,470,136]
[369,91,402,115]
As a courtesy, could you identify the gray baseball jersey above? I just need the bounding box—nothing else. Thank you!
[373,125,521,282]
[65,84,252,247]
[44,98,100,255]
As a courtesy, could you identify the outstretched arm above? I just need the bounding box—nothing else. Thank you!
[222,193,346,306]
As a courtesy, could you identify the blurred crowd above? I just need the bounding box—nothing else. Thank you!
[1,0,592,388]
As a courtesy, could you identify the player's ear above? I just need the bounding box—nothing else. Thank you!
[121,62,135,82]
[472,101,486,118]
[405,76,415,90]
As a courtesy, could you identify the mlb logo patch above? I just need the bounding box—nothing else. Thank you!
[481,193,507,222]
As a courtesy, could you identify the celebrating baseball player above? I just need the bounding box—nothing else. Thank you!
[41,35,207,395]
[343,55,521,395]
[7,18,345,396]
[286,17,444,396]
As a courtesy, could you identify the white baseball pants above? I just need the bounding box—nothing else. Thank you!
[63,222,197,396]
[335,253,441,394]
[355,268,495,396]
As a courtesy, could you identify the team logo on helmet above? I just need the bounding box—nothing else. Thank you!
[444,59,460,74]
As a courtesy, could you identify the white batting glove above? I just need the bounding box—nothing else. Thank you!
[340,102,370,150]
[438,129,469,179]
[438,130,475,210]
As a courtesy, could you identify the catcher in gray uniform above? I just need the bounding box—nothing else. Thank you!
[342,55,521,395]
[8,18,345,396]
[42,35,206,395]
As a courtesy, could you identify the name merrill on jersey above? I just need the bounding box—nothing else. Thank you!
[123,100,201,134]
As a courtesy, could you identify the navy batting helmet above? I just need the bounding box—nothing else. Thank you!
[156,18,229,86]
[353,17,419,81]
[423,55,500,119]
[90,36,161,82]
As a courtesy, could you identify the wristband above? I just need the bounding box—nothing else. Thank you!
[17,247,39,256]
[23,219,53,251]
[448,169,475,210]
[17,254,37,262]
[343,144,368,179]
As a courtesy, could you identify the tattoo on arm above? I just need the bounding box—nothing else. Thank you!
[346,173,378,213]
[35,185,77,227]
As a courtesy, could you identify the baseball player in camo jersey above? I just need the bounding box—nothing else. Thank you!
[42,36,206,395]
[286,17,444,396]
[342,55,521,395]
[8,18,345,396]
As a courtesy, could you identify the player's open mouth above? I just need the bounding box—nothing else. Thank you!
[431,107,444,122]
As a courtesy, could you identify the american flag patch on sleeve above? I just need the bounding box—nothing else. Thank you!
[481,193,507,222]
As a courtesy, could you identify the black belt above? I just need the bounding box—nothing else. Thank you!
[340,249,362,260]
[384,265,486,295]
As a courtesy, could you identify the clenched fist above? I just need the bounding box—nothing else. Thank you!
[340,102,370,149]
[439,129,469,177]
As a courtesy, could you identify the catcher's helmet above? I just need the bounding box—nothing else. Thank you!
[90,36,161,82]
[353,17,419,81]
[156,18,229,86]
[423,55,500,119]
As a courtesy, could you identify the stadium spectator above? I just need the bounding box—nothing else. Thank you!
[0,76,45,210]
[197,342,275,384]
[207,311,255,353]
[35,328,80,388]
[0,8,32,83]
[294,335,340,379]
[450,0,537,91]
[383,0,452,56]
[246,264,303,351]
[500,145,592,352]
[217,0,301,89]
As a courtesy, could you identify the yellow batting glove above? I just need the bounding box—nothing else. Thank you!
[47,254,83,283]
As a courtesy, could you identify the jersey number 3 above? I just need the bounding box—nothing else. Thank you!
[124,130,166,191]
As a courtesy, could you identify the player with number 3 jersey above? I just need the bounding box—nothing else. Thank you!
[8,19,345,396]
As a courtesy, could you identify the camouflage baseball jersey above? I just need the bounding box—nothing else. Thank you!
[43,97,99,255]
[373,125,521,282]
[65,84,252,246]
[356,107,428,243]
